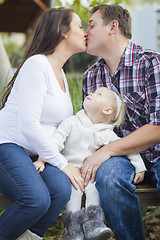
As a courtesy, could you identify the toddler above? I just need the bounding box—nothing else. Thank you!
[34,87,146,240]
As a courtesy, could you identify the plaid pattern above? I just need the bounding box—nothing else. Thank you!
[82,41,160,163]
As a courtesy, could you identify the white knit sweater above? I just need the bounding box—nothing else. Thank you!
[52,110,146,173]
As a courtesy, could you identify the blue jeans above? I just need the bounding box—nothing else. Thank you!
[96,156,146,240]
[0,143,71,240]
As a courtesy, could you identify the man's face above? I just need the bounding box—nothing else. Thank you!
[86,10,110,56]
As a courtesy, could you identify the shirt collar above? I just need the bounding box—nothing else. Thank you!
[97,41,138,70]
[76,110,114,131]
[76,110,93,127]
[121,40,138,67]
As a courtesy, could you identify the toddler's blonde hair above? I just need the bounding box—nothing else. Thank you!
[111,95,125,127]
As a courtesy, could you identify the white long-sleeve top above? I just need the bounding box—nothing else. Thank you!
[0,54,73,169]
[53,110,146,173]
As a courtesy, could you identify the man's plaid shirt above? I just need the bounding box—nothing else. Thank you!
[82,41,160,164]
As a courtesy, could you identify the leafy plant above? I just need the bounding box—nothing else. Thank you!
[0,0,6,4]
[67,73,83,114]
[54,0,131,21]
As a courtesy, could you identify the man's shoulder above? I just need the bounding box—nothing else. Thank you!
[135,44,160,62]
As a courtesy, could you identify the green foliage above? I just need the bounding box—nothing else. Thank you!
[0,0,6,4]
[90,0,130,6]
[54,0,131,20]
[44,214,65,239]
[3,39,25,68]
[0,210,5,216]
[142,206,160,221]
[64,52,97,73]
[67,73,83,114]
[55,0,90,21]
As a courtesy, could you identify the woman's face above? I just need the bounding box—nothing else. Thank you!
[66,13,87,53]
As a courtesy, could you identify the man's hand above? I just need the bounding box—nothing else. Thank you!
[33,157,45,173]
[62,163,84,192]
[81,149,111,187]
[133,171,145,184]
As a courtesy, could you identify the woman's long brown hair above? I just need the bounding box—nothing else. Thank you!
[1,7,74,109]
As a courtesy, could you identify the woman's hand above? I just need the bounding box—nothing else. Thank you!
[33,157,45,173]
[62,163,84,192]
[81,149,111,187]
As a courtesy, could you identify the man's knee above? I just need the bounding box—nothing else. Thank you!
[96,156,135,191]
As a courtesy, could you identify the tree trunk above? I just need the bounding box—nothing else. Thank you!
[0,33,13,93]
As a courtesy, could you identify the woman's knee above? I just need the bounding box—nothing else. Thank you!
[22,186,51,216]
[54,178,71,205]
[41,164,72,205]
[36,190,51,214]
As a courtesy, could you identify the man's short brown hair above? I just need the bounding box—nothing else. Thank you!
[91,4,132,39]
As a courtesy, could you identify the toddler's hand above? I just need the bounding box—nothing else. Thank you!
[133,171,145,184]
[33,157,45,173]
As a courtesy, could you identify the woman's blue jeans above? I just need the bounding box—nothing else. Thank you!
[96,156,160,240]
[0,143,71,240]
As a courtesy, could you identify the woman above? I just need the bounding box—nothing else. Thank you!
[0,7,86,240]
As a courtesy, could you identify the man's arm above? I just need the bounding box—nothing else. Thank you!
[81,124,160,185]
[107,124,160,156]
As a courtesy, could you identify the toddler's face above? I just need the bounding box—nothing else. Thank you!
[83,87,114,115]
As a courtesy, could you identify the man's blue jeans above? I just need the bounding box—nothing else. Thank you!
[0,143,71,240]
[96,156,150,240]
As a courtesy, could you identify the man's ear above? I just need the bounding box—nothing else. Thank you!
[109,20,119,35]
[102,107,113,116]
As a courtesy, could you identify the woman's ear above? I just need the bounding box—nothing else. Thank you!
[62,32,68,38]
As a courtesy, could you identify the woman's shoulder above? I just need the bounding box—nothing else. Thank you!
[18,54,50,83]
[25,54,47,66]
[20,54,49,75]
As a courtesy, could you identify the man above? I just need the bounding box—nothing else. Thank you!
[81,4,160,240]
